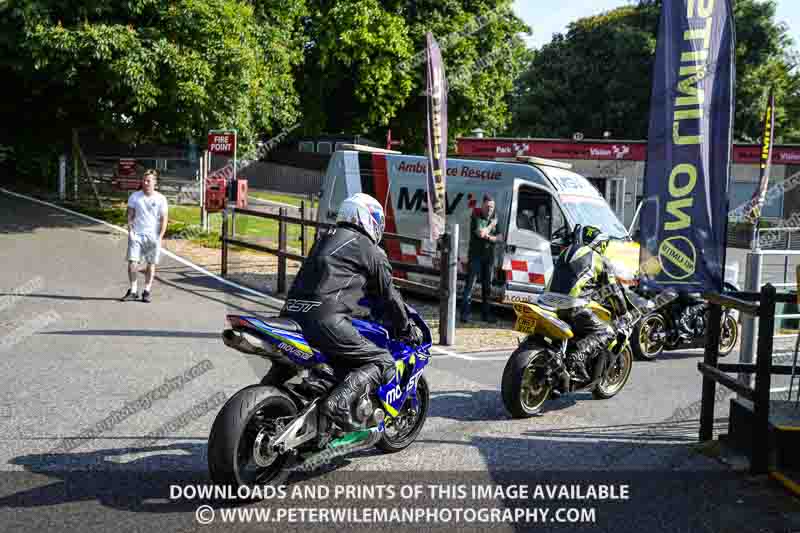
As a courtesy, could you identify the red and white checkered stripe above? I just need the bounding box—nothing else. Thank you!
[395,243,486,277]
[503,258,546,285]
[399,243,434,268]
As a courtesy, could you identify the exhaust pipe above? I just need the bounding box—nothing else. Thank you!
[222,329,261,355]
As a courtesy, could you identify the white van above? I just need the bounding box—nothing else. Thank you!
[317,146,641,305]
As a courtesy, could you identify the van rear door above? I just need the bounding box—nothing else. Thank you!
[318,151,361,224]
[501,179,568,299]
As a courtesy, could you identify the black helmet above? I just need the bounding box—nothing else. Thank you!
[581,225,610,252]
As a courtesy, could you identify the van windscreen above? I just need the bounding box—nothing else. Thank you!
[559,196,628,239]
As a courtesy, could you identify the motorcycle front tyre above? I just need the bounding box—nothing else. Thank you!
[501,348,553,419]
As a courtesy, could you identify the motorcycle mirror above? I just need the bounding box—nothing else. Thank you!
[571,224,582,245]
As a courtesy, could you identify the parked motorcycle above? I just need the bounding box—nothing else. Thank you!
[501,279,650,418]
[630,283,740,361]
[208,299,431,489]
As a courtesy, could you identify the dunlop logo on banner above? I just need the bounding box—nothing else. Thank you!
[639,0,736,292]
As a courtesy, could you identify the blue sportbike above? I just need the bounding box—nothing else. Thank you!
[208,300,432,488]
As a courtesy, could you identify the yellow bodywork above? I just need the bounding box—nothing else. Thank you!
[512,300,612,339]
[587,301,612,323]
[512,302,574,340]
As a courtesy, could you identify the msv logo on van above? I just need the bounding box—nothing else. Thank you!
[397,187,464,214]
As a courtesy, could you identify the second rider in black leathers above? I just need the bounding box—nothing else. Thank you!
[546,225,625,382]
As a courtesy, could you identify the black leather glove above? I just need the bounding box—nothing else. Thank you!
[614,315,634,337]
[398,324,423,346]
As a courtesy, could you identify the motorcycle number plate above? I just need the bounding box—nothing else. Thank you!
[514,317,537,334]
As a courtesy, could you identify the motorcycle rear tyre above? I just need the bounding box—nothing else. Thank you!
[631,313,666,361]
[718,313,739,357]
[208,385,298,490]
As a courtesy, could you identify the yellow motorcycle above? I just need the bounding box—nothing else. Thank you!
[501,283,644,418]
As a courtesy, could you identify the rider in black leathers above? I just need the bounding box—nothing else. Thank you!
[547,225,626,382]
[280,193,420,432]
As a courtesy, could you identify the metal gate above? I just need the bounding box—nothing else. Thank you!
[739,227,800,402]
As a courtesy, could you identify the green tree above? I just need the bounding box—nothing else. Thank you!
[0,0,305,168]
[298,0,415,137]
[511,0,800,144]
[299,0,530,152]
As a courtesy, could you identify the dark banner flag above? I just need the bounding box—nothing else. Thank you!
[745,86,776,225]
[425,32,448,243]
[639,0,736,292]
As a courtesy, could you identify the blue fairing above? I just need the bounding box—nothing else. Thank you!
[228,300,433,414]
[232,304,432,370]
[351,318,391,349]
[376,350,430,415]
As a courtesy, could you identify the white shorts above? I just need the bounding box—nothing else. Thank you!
[127,233,162,264]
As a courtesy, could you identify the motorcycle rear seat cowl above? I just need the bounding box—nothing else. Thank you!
[256,317,303,333]
[537,292,588,311]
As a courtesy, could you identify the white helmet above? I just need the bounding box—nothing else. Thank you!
[336,193,386,244]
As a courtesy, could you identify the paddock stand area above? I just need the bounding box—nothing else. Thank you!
[698,284,800,495]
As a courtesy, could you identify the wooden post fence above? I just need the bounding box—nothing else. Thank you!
[221,207,459,344]
[277,207,288,294]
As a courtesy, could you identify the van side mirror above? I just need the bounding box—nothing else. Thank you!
[571,224,583,245]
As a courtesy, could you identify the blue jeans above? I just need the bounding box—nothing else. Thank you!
[461,255,493,319]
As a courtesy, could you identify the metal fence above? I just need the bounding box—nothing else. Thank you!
[727,219,800,250]
[70,132,202,207]
[67,129,325,207]
[738,228,800,405]
[236,161,323,195]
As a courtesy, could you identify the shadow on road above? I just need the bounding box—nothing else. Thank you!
[522,417,730,443]
[1,440,390,516]
[2,429,797,533]
[153,271,283,317]
[464,434,800,533]
[0,193,110,235]
[3,443,215,513]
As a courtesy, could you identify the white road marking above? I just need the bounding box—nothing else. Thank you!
[105,448,193,464]
[430,346,508,361]
[0,188,284,308]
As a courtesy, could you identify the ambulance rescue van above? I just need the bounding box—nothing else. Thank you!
[317,146,641,305]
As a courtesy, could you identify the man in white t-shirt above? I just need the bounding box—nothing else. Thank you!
[121,169,169,303]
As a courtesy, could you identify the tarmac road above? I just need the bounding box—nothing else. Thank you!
[0,190,797,532]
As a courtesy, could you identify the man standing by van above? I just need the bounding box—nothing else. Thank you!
[120,170,168,303]
[460,195,499,323]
